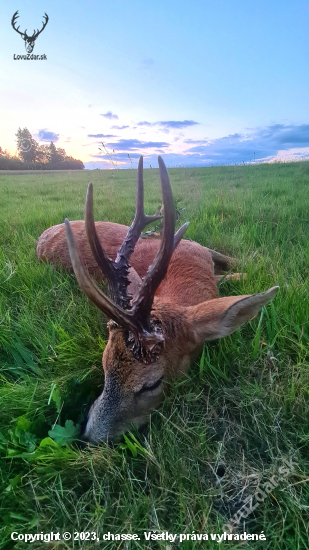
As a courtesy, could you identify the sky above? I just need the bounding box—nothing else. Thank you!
[1,0,309,169]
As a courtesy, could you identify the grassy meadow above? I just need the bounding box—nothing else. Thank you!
[0,161,309,549]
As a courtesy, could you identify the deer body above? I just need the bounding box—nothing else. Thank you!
[37,157,278,444]
[37,221,219,306]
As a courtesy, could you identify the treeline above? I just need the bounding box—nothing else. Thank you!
[0,128,84,170]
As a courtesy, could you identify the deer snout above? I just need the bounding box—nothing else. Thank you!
[82,390,120,444]
[81,367,166,444]
[82,372,137,444]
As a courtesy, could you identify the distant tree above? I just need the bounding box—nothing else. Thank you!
[45,142,84,169]
[36,144,50,164]
[56,148,66,161]
[47,142,63,164]
[1,129,85,170]
[58,156,84,170]
[15,127,38,163]
[0,147,23,169]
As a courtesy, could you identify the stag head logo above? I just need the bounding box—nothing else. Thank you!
[11,11,49,53]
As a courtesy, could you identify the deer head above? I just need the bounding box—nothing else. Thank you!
[11,11,49,54]
[65,156,278,444]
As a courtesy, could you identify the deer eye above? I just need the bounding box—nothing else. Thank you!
[138,377,164,394]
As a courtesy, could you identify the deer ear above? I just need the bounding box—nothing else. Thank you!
[187,286,279,345]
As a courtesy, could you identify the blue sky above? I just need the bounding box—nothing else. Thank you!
[1,0,309,168]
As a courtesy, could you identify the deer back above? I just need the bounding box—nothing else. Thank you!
[37,221,219,305]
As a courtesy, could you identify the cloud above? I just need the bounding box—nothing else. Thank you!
[158,120,199,129]
[111,125,130,130]
[89,139,170,164]
[100,111,119,120]
[37,129,59,142]
[86,123,309,169]
[87,134,117,138]
[184,124,309,164]
[94,138,170,151]
[184,139,209,144]
[265,124,309,145]
[136,120,199,130]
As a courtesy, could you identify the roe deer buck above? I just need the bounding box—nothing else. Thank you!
[37,214,241,291]
[37,156,278,443]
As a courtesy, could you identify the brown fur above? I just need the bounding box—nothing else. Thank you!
[36,221,232,305]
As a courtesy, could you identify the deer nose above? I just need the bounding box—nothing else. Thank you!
[80,431,114,448]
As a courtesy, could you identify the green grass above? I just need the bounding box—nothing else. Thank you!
[0,161,309,549]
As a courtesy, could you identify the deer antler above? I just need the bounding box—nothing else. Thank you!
[130,157,177,329]
[11,11,49,40]
[65,156,189,345]
[11,11,25,37]
[31,13,49,40]
[114,156,164,269]
[84,156,161,309]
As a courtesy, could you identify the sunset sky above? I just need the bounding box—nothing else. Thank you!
[1,0,309,168]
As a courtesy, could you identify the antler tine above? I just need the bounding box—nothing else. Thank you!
[174,221,190,249]
[115,156,161,266]
[65,218,148,336]
[84,183,120,299]
[33,13,49,39]
[132,156,176,327]
[135,155,162,228]
[11,11,24,36]
[11,11,19,25]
